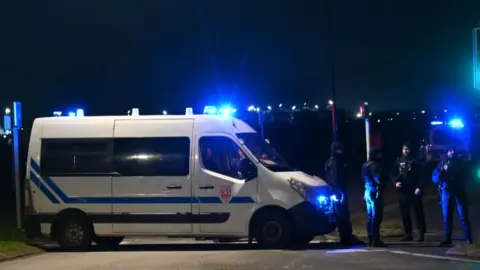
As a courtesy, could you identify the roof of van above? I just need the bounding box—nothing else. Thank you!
[32,115,257,138]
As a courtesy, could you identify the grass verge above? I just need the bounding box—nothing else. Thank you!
[0,224,43,261]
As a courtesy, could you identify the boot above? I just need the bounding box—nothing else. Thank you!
[400,234,413,242]
[416,233,425,242]
[439,238,452,247]
[372,237,388,248]
[368,236,373,247]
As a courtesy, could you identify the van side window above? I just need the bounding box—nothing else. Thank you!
[199,136,248,179]
[113,137,190,176]
[41,139,112,175]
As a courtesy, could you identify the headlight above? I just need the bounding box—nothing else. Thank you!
[288,178,309,198]
[288,178,341,207]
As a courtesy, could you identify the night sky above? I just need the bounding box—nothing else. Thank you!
[1,1,480,119]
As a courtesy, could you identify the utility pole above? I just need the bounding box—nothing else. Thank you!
[327,0,338,141]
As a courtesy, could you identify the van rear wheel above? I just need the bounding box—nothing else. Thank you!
[94,236,124,248]
[57,216,93,251]
[253,211,293,249]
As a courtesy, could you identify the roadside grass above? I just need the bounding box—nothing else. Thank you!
[0,222,28,254]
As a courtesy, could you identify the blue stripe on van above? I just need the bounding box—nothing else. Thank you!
[30,171,61,204]
[30,159,255,205]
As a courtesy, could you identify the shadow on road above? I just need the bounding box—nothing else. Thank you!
[42,242,359,253]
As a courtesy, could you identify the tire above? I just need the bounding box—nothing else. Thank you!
[56,215,94,251]
[94,236,124,248]
[253,211,293,249]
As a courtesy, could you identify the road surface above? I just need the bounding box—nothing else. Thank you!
[1,237,478,270]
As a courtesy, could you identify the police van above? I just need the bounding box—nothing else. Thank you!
[25,110,339,250]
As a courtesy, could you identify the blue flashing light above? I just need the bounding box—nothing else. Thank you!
[53,111,62,116]
[448,118,464,129]
[247,105,256,112]
[68,111,76,117]
[203,106,217,115]
[219,106,236,116]
[330,195,338,202]
[316,195,327,204]
[76,108,84,117]
[431,121,444,125]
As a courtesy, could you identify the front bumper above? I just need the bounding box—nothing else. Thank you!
[287,201,338,236]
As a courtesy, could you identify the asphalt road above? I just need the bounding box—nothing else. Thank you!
[1,238,478,270]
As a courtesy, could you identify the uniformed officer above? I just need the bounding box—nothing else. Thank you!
[432,146,473,246]
[391,143,427,242]
[362,148,388,247]
[325,141,362,245]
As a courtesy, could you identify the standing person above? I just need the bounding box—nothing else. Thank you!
[325,141,362,245]
[432,146,473,246]
[391,143,427,242]
[362,148,388,247]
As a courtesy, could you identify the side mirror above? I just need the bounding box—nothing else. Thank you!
[240,159,257,181]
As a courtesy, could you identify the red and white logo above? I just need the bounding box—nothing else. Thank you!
[220,186,232,203]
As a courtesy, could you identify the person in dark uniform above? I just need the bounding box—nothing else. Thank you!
[362,148,388,247]
[432,146,473,246]
[391,143,427,242]
[325,141,362,245]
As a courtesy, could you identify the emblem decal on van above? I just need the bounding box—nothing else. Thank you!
[220,185,232,203]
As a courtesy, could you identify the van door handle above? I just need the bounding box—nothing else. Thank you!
[198,185,215,190]
[166,185,182,190]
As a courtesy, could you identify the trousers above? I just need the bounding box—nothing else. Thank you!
[364,190,384,238]
[398,190,426,235]
[441,189,472,240]
[336,192,353,239]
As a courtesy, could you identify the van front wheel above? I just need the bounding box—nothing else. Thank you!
[57,216,93,251]
[254,212,293,249]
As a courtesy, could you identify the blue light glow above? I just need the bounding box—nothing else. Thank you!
[316,195,327,204]
[53,111,62,116]
[67,111,76,117]
[448,118,464,129]
[203,106,217,115]
[431,121,444,125]
[76,109,84,117]
[219,106,236,116]
[247,105,256,112]
[330,195,338,202]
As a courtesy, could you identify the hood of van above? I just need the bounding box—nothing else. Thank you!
[276,171,328,187]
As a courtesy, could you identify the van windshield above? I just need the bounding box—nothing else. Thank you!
[236,133,294,172]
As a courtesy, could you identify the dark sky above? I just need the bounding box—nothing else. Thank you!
[1,1,480,119]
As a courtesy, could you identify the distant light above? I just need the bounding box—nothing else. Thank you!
[162,110,168,115]
[279,103,283,108]
[255,107,260,112]
[431,121,444,125]
[68,112,76,117]
[356,113,362,118]
[377,119,381,123]
[5,108,11,115]
[369,112,372,116]
[76,109,84,117]
[53,111,62,117]
[388,118,393,121]
[328,100,334,105]
[314,104,319,109]
[303,102,307,106]
[267,105,272,111]
[421,110,426,114]
[396,112,400,115]
[247,105,256,112]
[413,117,416,120]
[448,118,464,129]
[204,106,217,115]
[131,108,140,116]
[291,105,296,111]
[444,109,448,113]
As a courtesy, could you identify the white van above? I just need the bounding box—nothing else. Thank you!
[24,113,339,250]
